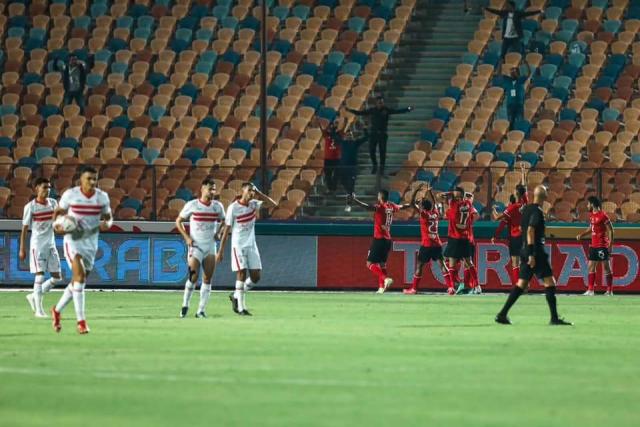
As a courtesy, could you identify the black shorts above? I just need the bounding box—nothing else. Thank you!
[444,238,471,259]
[418,246,443,263]
[367,238,392,264]
[589,247,610,261]
[519,251,553,281]
[509,236,523,256]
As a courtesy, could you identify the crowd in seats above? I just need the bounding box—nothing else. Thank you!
[0,0,416,221]
[394,0,640,222]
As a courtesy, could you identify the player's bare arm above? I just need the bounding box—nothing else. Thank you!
[99,213,113,232]
[19,224,28,261]
[576,226,591,241]
[411,184,425,210]
[52,207,67,234]
[607,221,614,252]
[349,194,375,211]
[216,225,230,263]
[215,223,226,241]
[527,225,536,268]
[175,215,193,247]
[253,185,278,207]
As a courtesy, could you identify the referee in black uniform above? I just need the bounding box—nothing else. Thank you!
[496,185,572,325]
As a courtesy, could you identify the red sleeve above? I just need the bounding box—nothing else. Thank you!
[393,203,401,213]
[494,220,507,238]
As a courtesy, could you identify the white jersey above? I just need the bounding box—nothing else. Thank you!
[225,199,263,249]
[179,198,225,242]
[59,186,111,244]
[22,198,58,249]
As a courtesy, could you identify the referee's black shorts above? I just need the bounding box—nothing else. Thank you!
[444,238,472,259]
[367,238,392,264]
[519,250,553,280]
[508,235,523,257]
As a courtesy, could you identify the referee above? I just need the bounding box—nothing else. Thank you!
[496,185,572,325]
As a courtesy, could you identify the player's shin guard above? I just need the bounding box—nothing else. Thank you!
[71,282,86,321]
[605,273,613,292]
[588,272,596,292]
[545,286,559,321]
[42,276,63,293]
[55,283,73,313]
[234,280,245,312]
[33,275,44,313]
[444,260,456,289]
[368,264,385,288]
[243,280,254,309]
[197,283,211,313]
[511,266,520,285]
[468,265,478,288]
[411,274,421,290]
[182,280,195,308]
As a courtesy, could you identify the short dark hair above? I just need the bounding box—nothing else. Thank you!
[376,95,384,101]
[202,178,215,187]
[379,189,389,201]
[509,194,517,204]
[587,196,601,208]
[79,165,98,175]
[507,0,516,7]
[33,177,50,188]
[421,198,433,210]
[454,186,464,194]
[516,184,527,198]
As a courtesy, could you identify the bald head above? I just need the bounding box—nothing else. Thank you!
[533,185,547,204]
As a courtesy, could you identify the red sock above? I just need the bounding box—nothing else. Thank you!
[588,272,596,291]
[511,266,520,286]
[369,264,385,288]
[447,260,460,283]
[411,275,421,290]
[464,268,472,288]
[468,265,478,288]
[444,261,455,288]
[606,273,613,292]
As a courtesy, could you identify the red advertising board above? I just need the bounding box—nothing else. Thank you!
[317,237,640,292]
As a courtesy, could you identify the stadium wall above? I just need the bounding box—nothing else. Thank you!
[2,220,640,292]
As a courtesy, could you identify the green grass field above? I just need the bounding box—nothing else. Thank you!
[0,291,639,427]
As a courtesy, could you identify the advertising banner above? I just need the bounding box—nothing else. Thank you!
[317,237,640,292]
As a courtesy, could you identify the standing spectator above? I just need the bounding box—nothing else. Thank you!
[501,63,532,130]
[318,118,343,194]
[485,1,542,59]
[332,125,369,212]
[55,55,88,113]
[347,96,412,176]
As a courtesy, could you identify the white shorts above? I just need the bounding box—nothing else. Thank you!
[231,245,262,272]
[63,236,98,272]
[188,240,217,264]
[29,246,61,274]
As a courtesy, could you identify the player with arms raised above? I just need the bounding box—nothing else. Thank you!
[20,178,64,317]
[576,196,614,296]
[404,184,450,295]
[51,166,112,334]
[218,183,276,316]
[349,189,413,293]
[176,178,226,318]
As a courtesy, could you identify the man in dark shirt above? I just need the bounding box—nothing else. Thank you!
[331,126,368,211]
[496,185,572,326]
[55,55,88,113]
[347,96,412,175]
[486,1,542,59]
[501,63,531,130]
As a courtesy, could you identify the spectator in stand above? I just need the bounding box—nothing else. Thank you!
[54,55,88,113]
[331,124,369,212]
[501,63,532,130]
[318,117,344,194]
[485,1,542,59]
[347,96,412,176]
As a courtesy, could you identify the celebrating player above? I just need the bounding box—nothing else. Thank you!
[438,187,478,295]
[51,166,112,334]
[175,178,226,318]
[576,196,614,296]
[463,192,480,294]
[348,189,413,293]
[495,185,572,326]
[492,165,528,285]
[218,183,276,316]
[404,184,450,295]
[20,178,64,317]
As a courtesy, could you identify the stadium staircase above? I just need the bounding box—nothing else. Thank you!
[309,0,482,218]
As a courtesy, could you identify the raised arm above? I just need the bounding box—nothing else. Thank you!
[485,7,505,16]
[346,107,373,116]
[253,185,277,207]
[348,194,375,211]
[523,9,542,17]
[389,106,412,115]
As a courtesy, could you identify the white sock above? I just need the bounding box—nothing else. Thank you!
[33,275,44,314]
[182,280,195,307]
[72,281,86,321]
[55,283,74,313]
[42,276,63,293]
[243,279,255,310]
[234,280,245,312]
[197,283,211,313]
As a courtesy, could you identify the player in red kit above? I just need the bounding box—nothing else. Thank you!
[463,192,480,294]
[438,187,477,295]
[576,196,614,296]
[349,189,413,293]
[403,184,449,295]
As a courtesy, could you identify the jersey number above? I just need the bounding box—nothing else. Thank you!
[458,212,469,228]
[385,210,393,228]
[428,220,438,236]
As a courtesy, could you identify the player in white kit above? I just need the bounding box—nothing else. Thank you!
[51,166,112,334]
[218,183,276,316]
[19,178,64,318]
[175,178,226,318]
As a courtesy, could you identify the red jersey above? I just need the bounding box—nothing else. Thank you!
[447,199,474,240]
[590,210,611,248]
[323,130,341,160]
[419,208,442,247]
[503,201,525,238]
[468,205,478,244]
[373,202,400,240]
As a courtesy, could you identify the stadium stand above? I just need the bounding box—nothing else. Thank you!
[0,0,416,220]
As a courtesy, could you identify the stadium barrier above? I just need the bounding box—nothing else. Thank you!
[2,220,640,293]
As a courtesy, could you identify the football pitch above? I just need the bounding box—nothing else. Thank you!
[1,291,638,427]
